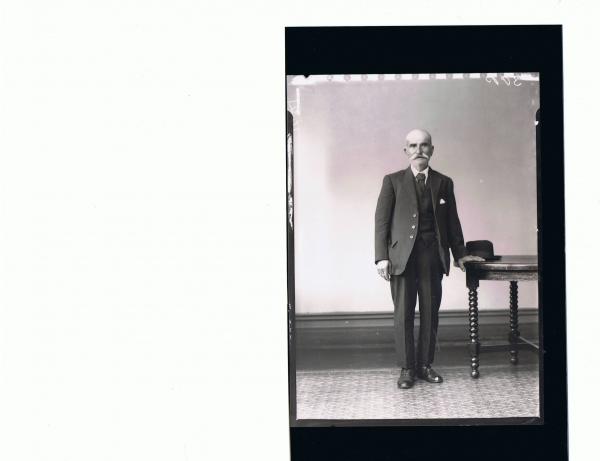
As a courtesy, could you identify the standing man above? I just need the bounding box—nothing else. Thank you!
[374,129,483,389]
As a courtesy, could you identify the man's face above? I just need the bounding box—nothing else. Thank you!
[404,130,434,171]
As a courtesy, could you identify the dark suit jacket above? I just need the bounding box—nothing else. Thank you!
[374,167,467,276]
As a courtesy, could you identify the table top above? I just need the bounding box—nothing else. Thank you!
[464,255,538,272]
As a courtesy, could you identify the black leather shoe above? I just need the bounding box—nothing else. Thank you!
[417,365,444,383]
[397,368,416,389]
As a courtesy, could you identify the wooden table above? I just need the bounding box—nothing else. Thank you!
[464,255,539,378]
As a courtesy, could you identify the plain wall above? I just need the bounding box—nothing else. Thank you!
[289,75,539,314]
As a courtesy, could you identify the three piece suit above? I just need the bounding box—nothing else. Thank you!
[375,167,467,368]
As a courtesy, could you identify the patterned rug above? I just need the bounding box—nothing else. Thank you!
[296,364,539,420]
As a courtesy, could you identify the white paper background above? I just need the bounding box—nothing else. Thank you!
[0,1,597,460]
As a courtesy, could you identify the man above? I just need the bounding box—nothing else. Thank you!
[374,129,483,389]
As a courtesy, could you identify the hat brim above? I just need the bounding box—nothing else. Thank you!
[469,252,502,261]
[484,255,502,261]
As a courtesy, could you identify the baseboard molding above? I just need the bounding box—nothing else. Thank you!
[295,309,539,349]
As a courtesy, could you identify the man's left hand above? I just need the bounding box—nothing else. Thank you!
[456,255,485,272]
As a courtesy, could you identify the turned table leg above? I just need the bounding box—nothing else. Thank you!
[468,284,480,378]
[509,281,520,365]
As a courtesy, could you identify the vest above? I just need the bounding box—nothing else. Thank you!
[413,175,436,241]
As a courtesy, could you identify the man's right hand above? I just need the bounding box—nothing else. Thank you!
[376,260,391,281]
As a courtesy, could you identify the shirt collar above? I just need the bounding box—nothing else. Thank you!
[411,165,429,181]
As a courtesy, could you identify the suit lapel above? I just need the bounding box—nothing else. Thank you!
[428,168,442,213]
[401,167,418,209]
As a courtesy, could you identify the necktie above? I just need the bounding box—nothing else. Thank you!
[416,173,426,197]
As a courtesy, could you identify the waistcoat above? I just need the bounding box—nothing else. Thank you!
[414,175,436,237]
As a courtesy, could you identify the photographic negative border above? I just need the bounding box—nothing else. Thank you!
[286,26,566,460]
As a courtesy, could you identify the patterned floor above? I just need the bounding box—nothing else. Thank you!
[296,361,539,420]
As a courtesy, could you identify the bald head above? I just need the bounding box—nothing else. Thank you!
[404,128,434,171]
[405,128,432,145]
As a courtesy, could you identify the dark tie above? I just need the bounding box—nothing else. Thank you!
[416,173,426,197]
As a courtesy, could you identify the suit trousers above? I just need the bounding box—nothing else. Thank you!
[390,234,443,369]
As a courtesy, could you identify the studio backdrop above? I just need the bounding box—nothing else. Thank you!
[287,74,539,314]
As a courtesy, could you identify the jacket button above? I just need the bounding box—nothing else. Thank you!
[413,213,417,218]
[409,235,414,239]
[411,225,416,229]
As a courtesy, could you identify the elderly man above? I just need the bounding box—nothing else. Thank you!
[375,129,483,389]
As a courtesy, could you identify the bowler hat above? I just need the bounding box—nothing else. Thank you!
[466,240,501,261]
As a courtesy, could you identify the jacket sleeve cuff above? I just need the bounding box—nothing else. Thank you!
[452,246,467,261]
[374,256,389,265]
